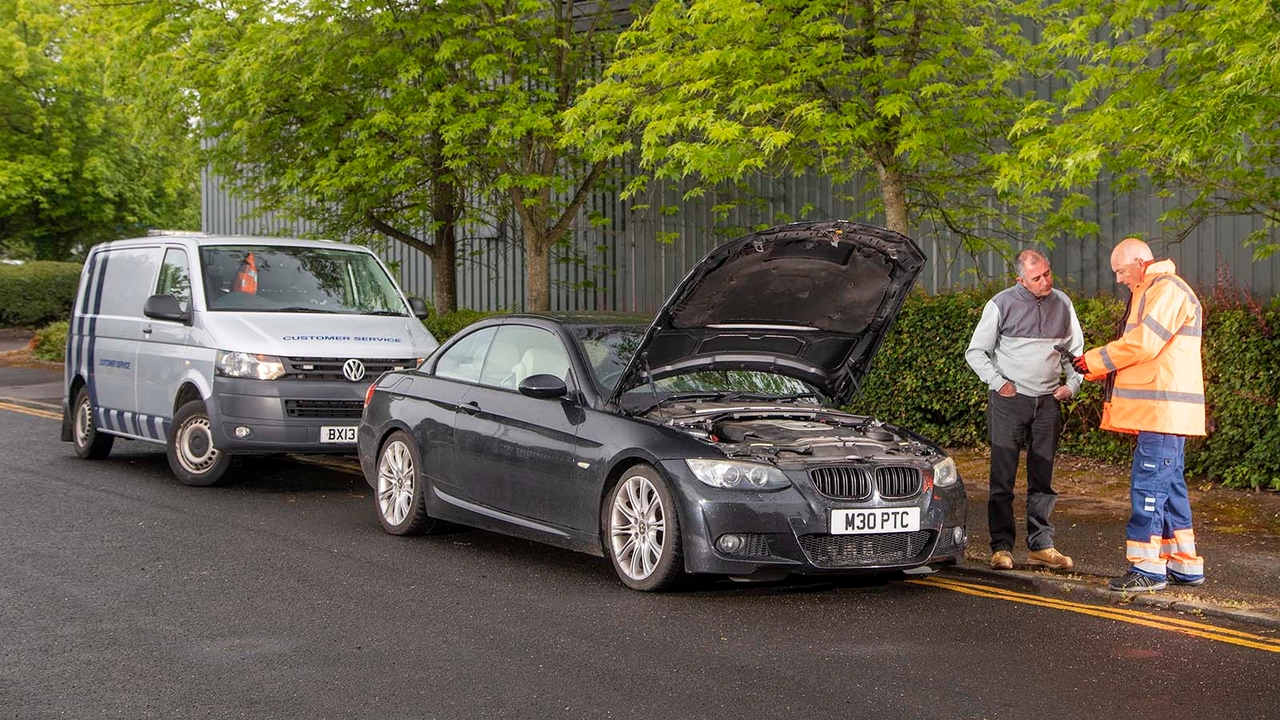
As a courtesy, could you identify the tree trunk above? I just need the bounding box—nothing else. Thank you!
[430,171,460,314]
[430,230,456,314]
[877,161,910,237]
[525,232,551,312]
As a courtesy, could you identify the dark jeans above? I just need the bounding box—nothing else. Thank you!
[987,391,1062,553]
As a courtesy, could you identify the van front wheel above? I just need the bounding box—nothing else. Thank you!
[167,400,239,486]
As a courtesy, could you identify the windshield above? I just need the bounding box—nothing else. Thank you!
[571,326,815,398]
[199,245,407,315]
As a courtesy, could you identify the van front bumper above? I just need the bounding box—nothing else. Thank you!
[208,377,369,453]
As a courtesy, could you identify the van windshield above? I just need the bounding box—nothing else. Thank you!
[199,245,408,315]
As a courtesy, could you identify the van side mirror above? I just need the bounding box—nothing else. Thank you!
[518,373,568,400]
[143,294,190,324]
[407,297,430,319]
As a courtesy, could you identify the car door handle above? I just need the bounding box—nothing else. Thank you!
[142,326,153,335]
[459,400,481,415]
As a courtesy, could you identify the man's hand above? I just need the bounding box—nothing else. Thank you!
[1071,355,1089,375]
[997,381,1016,398]
[1053,385,1073,401]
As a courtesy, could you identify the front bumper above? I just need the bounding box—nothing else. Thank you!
[659,459,968,578]
[208,376,370,453]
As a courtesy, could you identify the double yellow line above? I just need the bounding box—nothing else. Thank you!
[0,398,61,421]
[910,575,1280,653]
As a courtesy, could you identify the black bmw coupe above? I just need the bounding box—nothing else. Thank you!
[357,221,967,591]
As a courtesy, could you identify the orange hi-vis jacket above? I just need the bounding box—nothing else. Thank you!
[232,252,258,294]
[1082,259,1205,436]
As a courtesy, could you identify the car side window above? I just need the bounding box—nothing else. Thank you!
[156,248,192,313]
[434,326,497,384]
[479,326,571,391]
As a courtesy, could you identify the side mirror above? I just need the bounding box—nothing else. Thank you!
[407,297,430,319]
[518,373,568,400]
[143,294,190,324]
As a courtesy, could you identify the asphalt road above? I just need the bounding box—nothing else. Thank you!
[1,406,1277,720]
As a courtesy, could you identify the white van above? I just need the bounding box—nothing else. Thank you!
[60,234,440,485]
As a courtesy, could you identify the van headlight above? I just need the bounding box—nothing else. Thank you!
[685,459,790,490]
[216,350,286,380]
[932,456,959,487]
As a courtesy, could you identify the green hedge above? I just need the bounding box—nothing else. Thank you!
[851,289,1280,490]
[0,261,82,327]
[32,320,69,363]
[424,308,501,343]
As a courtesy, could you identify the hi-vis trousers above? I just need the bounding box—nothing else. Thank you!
[1126,432,1205,581]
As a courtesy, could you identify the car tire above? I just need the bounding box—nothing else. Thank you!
[71,386,114,459]
[167,400,240,486]
[375,430,439,535]
[604,464,684,592]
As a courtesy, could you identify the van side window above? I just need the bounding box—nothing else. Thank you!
[97,248,162,318]
[156,248,192,312]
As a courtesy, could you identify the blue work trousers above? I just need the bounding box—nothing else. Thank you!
[1126,431,1205,581]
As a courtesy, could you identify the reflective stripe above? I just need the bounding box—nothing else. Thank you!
[1125,322,1139,332]
[1112,388,1205,403]
[1152,274,1202,309]
[1176,326,1202,337]
[1126,538,1163,561]
[1100,347,1117,372]
[1167,556,1205,576]
[1128,537,1167,574]
[1143,315,1173,342]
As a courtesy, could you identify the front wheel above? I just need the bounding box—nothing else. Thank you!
[71,386,114,459]
[604,465,684,592]
[167,400,239,486]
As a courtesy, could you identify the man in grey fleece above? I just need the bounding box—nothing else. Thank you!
[966,249,1083,572]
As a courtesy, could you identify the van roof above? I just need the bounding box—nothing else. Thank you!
[91,233,368,253]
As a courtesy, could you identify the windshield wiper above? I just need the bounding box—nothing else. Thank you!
[270,306,341,314]
[717,391,819,403]
[359,309,408,317]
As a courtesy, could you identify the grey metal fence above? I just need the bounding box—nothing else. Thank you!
[203,168,1280,312]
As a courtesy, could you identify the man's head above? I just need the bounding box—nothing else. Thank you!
[1014,249,1053,298]
[1110,237,1154,291]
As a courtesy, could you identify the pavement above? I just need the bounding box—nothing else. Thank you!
[2,327,1277,629]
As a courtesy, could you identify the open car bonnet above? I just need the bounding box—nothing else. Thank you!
[608,221,924,407]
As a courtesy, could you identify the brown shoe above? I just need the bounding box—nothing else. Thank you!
[990,550,1013,570]
[1027,547,1074,571]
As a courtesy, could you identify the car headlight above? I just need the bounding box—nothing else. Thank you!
[932,456,958,487]
[215,350,286,380]
[685,459,790,490]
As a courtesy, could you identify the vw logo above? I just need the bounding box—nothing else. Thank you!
[342,358,366,382]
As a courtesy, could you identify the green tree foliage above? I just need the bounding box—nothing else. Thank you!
[0,0,198,260]
[130,0,617,313]
[1004,1,1280,257]
[566,0,1066,261]
[128,0,471,312]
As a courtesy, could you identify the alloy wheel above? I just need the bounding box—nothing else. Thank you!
[610,474,666,580]
[377,439,415,526]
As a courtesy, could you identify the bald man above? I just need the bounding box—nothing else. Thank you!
[1073,238,1207,593]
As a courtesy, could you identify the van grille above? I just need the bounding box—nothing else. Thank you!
[284,399,365,419]
[282,357,417,381]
